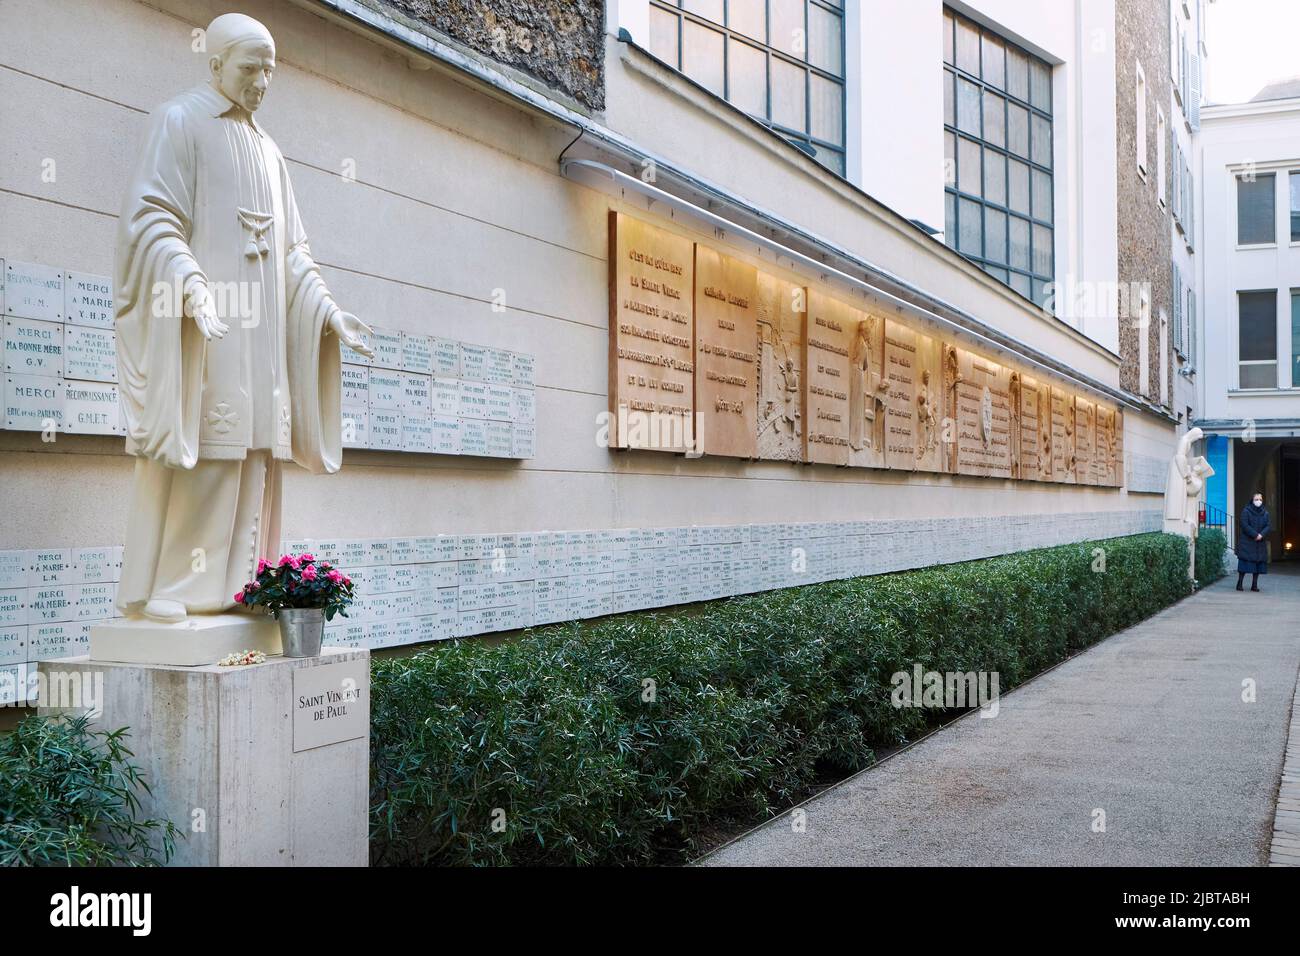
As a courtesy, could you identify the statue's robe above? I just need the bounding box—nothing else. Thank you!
[1164,436,1194,526]
[114,84,342,615]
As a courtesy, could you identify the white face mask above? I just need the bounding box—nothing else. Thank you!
[1253,498,1263,507]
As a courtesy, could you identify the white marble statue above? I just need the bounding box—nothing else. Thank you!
[114,13,373,623]
[1163,426,1214,579]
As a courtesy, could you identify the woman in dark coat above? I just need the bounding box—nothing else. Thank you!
[1237,492,1272,591]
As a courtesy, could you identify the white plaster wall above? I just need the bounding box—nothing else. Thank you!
[1197,102,1300,426]
[0,0,1170,559]
[614,0,1120,351]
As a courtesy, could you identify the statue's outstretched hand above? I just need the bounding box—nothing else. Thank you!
[328,311,374,359]
[185,283,228,340]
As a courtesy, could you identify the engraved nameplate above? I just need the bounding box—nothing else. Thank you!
[5,374,62,431]
[5,317,63,377]
[5,261,63,322]
[63,326,117,382]
[65,272,115,329]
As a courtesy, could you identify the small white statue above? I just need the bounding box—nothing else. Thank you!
[1164,426,1214,579]
[114,13,373,623]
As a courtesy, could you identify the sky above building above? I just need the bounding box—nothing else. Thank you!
[1205,0,1300,104]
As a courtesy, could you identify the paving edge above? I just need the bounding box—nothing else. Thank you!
[1269,662,1300,866]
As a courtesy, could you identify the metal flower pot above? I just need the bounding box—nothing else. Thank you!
[278,607,325,658]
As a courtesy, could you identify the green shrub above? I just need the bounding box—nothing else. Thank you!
[0,714,178,866]
[1195,527,1227,585]
[370,531,1192,866]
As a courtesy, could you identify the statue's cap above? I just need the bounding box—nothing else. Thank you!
[206,13,274,58]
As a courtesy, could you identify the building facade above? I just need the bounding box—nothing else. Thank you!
[1195,93,1300,562]
[0,0,1183,705]
[1113,0,1203,428]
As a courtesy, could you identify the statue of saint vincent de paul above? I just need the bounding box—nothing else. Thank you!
[114,13,373,623]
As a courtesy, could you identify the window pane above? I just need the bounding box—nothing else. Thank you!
[1237,174,1276,245]
[944,131,956,188]
[682,20,725,96]
[945,192,957,244]
[649,7,680,66]
[1239,291,1277,361]
[959,197,982,255]
[1029,60,1051,109]
[809,5,842,75]
[1009,216,1030,269]
[683,0,723,25]
[728,39,767,117]
[982,90,1005,147]
[1293,292,1300,384]
[1031,114,1051,165]
[943,10,954,65]
[1032,223,1053,276]
[728,0,765,41]
[1032,169,1052,223]
[770,0,804,59]
[1009,159,1030,214]
[944,68,955,126]
[1007,102,1029,157]
[1011,271,1032,298]
[958,137,980,194]
[816,149,845,176]
[982,33,1005,88]
[770,56,806,131]
[1291,172,1300,242]
[1032,277,1050,309]
[957,77,981,134]
[983,151,1006,205]
[1240,363,1278,389]
[985,207,1008,266]
[810,74,843,144]
[1006,46,1029,100]
[956,17,980,74]
[985,265,1009,284]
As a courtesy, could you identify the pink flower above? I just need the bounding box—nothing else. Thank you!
[302,565,318,582]
[279,554,300,569]
[300,553,315,564]
[327,570,343,584]
[233,591,245,604]
[343,576,352,587]
[257,558,270,574]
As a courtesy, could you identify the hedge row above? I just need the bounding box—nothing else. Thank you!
[1195,527,1228,585]
[370,531,1207,866]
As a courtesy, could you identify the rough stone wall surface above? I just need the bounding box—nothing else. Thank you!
[379,0,605,110]
[1115,0,1172,403]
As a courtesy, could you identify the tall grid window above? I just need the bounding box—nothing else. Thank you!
[647,1,846,175]
[943,8,1055,307]
[1238,290,1278,389]
[1291,290,1300,386]
[1237,173,1275,245]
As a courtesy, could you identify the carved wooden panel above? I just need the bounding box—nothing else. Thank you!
[804,290,855,466]
[694,246,758,459]
[608,212,695,452]
[755,272,805,462]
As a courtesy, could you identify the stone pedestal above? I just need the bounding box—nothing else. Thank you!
[39,646,370,866]
[90,612,282,666]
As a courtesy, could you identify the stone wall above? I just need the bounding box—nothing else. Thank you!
[377,0,605,110]
[1115,0,1172,402]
